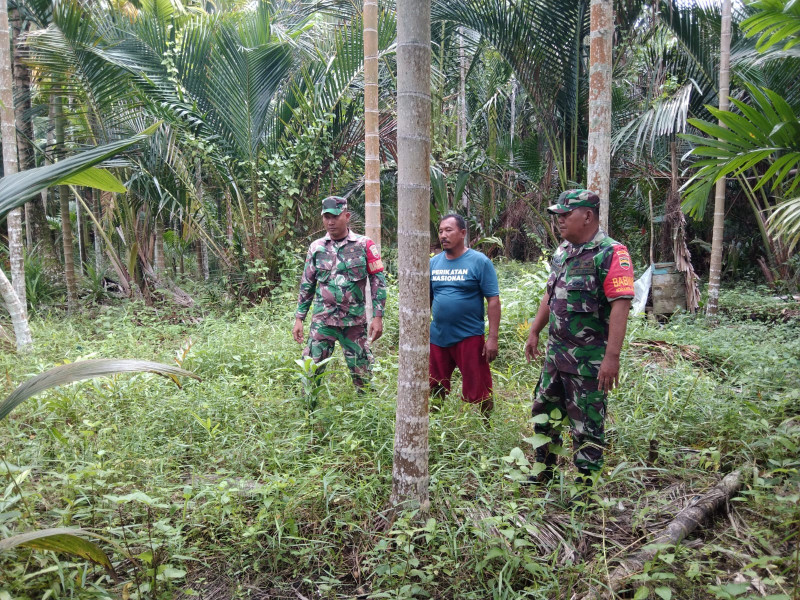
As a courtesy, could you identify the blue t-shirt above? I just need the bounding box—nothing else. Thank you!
[430,249,500,347]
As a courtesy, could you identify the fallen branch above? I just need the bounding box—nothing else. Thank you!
[590,470,742,599]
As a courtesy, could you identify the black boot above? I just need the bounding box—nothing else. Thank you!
[574,468,595,488]
[524,450,557,485]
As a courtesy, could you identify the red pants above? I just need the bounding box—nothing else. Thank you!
[429,335,493,404]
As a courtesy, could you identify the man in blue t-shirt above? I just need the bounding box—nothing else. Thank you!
[429,214,501,416]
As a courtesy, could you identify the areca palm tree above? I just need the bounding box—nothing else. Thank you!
[392,0,431,512]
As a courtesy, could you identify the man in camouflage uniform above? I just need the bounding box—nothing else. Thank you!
[524,189,634,484]
[292,196,387,389]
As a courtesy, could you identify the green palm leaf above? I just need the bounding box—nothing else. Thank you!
[741,0,800,51]
[0,125,158,221]
[679,84,800,217]
[0,358,200,421]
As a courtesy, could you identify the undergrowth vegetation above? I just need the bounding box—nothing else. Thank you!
[1,263,798,599]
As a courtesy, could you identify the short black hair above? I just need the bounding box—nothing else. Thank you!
[587,206,600,221]
[439,213,467,231]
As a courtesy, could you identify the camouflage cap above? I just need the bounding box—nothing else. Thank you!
[321,196,348,215]
[547,189,600,214]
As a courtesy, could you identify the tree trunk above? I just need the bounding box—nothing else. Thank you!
[0,266,32,351]
[707,0,731,316]
[224,188,234,247]
[54,93,79,312]
[1,2,27,320]
[10,6,34,256]
[26,86,59,267]
[510,77,517,162]
[658,141,680,261]
[154,215,166,276]
[76,192,85,274]
[364,0,381,249]
[364,0,380,322]
[93,189,103,272]
[392,0,431,512]
[458,27,467,149]
[586,0,614,232]
[201,239,209,280]
[194,161,209,281]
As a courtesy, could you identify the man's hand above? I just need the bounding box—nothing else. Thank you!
[483,335,499,362]
[524,332,541,363]
[368,316,383,343]
[292,318,305,344]
[597,353,620,393]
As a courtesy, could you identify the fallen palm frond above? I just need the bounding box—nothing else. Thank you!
[628,340,711,370]
[0,359,200,421]
[0,528,119,581]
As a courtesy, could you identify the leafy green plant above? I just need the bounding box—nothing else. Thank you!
[290,356,333,412]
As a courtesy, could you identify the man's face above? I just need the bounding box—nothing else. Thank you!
[323,211,350,240]
[439,217,466,253]
[556,208,590,244]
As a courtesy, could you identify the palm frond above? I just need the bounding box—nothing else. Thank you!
[0,358,199,421]
[767,195,800,251]
[679,84,800,217]
[613,81,696,156]
[0,126,158,220]
[740,0,800,52]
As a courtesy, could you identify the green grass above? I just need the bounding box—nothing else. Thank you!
[1,264,798,599]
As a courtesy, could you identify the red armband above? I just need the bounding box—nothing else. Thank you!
[604,245,635,298]
[366,240,384,274]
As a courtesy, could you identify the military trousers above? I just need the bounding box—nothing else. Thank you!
[303,321,373,388]
[532,361,607,473]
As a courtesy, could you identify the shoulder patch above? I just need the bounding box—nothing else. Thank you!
[615,247,631,269]
[603,244,635,299]
[365,239,384,274]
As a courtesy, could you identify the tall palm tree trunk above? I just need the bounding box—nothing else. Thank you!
[54,92,79,312]
[1,0,26,320]
[587,0,613,231]
[10,6,34,253]
[392,0,431,512]
[0,266,32,351]
[92,190,103,272]
[154,215,166,276]
[364,0,380,322]
[707,0,731,317]
[364,0,381,248]
[11,28,55,265]
[458,27,467,149]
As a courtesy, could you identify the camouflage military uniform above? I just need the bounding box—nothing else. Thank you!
[533,228,634,473]
[295,230,387,388]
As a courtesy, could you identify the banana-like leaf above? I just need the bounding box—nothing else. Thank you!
[0,528,116,577]
[0,124,159,221]
[0,359,200,421]
[58,167,127,193]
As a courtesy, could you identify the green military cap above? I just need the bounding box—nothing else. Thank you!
[547,189,600,214]
[321,196,348,215]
